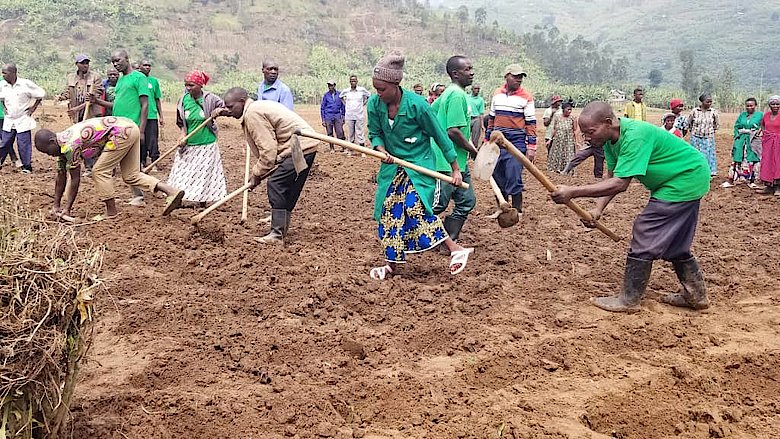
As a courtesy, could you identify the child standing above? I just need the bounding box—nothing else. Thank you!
[663,113,684,138]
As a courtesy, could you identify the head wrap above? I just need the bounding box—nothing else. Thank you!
[768,95,780,105]
[698,93,711,103]
[372,51,404,84]
[185,70,210,87]
[669,98,683,109]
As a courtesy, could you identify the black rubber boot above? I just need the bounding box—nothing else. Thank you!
[511,192,522,213]
[443,216,465,242]
[660,257,710,309]
[439,216,465,255]
[255,209,288,245]
[592,256,653,313]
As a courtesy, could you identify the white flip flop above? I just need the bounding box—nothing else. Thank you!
[449,248,474,275]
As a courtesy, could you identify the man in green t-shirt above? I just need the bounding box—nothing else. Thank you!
[551,102,711,313]
[139,60,164,168]
[90,49,150,206]
[467,84,485,147]
[430,56,479,245]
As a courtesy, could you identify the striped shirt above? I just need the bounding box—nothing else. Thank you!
[687,107,720,138]
[485,85,537,150]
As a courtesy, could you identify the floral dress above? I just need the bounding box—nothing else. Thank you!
[547,114,576,173]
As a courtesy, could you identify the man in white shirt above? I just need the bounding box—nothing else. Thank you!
[340,75,370,149]
[0,63,45,173]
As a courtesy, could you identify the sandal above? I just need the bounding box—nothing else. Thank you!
[90,213,118,222]
[163,190,185,216]
[755,186,774,195]
[370,264,393,280]
[449,248,474,275]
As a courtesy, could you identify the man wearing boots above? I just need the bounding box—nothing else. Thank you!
[216,87,318,244]
[551,102,711,313]
[431,55,479,247]
[484,64,537,219]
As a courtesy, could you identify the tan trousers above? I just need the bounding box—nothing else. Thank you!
[92,125,159,201]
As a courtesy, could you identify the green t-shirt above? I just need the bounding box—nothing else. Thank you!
[113,70,150,124]
[431,83,471,171]
[0,102,4,118]
[183,94,216,146]
[146,76,162,120]
[468,94,485,117]
[604,118,710,202]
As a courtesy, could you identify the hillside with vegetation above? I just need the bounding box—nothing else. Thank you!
[0,0,542,102]
[438,0,780,94]
[0,0,688,107]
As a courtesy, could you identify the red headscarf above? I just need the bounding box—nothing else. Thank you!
[185,70,210,87]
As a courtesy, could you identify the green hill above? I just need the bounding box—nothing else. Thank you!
[0,0,550,102]
[437,0,780,92]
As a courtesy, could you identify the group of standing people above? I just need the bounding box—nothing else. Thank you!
[723,95,780,196]
[319,75,371,153]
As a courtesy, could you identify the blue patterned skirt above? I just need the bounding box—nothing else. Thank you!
[379,169,448,263]
[691,135,717,175]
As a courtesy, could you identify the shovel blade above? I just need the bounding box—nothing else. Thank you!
[473,141,500,181]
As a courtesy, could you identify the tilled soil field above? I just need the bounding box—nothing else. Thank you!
[3,103,779,439]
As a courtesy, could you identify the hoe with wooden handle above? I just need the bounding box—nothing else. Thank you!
[295,129,470,189]
[490,131,621,242]
[488,176,520,228]
[143,117,214,173]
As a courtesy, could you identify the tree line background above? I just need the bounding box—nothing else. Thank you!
[0,0,773,110]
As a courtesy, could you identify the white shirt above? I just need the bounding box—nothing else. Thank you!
[339,86,370,120]
[0,78,45,132]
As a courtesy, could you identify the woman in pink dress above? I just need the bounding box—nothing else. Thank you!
[757,95,780,195]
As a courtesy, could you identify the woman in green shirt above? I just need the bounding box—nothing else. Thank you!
[367,51,474,280]
[722,97,763,188]
[168,70,227,206]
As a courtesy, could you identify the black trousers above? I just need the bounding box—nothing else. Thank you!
[267,152,317,211]
[629,198,701,261]
[140,119,160,164]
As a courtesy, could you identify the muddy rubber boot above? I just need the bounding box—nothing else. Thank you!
[511,192,523,213]
[592,256,653,313]
[255,209,288,245]
[660,257,710,309]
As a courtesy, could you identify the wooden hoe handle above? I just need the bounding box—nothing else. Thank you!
[191,182,254,225]
[296,129,469,190]
[490,131,621,242]
[143,117,214,173]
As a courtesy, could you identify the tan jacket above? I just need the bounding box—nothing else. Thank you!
[241,99,319,177]
[60,70,104,122]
